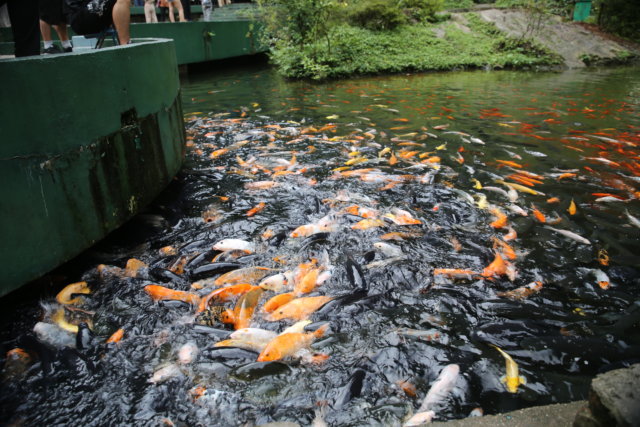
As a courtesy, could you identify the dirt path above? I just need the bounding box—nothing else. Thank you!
[464,8,640,68]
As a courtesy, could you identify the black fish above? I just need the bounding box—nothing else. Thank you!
[149,267,189,286]
[191,262,242,280]
[17,335,55,376]
[75,322,94,351]
[345,255,367,292]
[333,369,366,410]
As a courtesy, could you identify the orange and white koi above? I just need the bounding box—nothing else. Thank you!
[433,268,478,280]
[497,281,543,300]
[196,284,258,313]
[404,364,460,426]
[214,266,273,287]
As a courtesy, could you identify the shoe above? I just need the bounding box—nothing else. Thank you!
[63,46,73,53]
[43,45,61,54]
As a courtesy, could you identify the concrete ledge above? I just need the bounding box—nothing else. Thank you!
[432,401,586,427]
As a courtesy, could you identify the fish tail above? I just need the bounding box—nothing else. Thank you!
[314,323,329,339]
[519,376,527,385]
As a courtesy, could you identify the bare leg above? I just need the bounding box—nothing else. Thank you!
[167,2,175,22]
[112,0,131,45]
[217,0,224,8]
[144,0,157,23]
[39,19,52,42]
[174,0,185,22]
[52,24,69,41]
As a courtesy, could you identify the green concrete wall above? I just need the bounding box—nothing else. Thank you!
[130,21,265,65]
[0,39,185,295]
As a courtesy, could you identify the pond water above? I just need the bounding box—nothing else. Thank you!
[1,64,639,426]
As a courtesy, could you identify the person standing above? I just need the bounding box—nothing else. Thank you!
[40,0,73,53]
[180,0,190,21]
[165,0,186,22]
[144,0,157,22]
[200,0,211,21]
[0,0,39,57]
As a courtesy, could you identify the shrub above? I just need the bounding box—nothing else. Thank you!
[399,0,444,22]
[347,0,407,31]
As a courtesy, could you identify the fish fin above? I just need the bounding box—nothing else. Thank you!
[519,376,527,385]
[309,353,330,364]
[314,323,329,339]
[500,375,507,384]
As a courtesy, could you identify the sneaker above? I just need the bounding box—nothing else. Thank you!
[43,45,61,54]
[62,46,73,53]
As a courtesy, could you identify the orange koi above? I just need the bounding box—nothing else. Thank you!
[393,118,410,122]
[344,205,379,219]
[546,197,560,204]
[380,231,423,241]
[496,160,523,169]
[210,148,229,158]
[568,199,577,215]
[295,268,320,295]
[106,329,125,344]
[230,287,264,330]
[489,207,508,229]
[197,284,258,314]
[396,380,417,398]
[144,285,201,305]
[598,249,609,266]
[263,293,295,313]
[159,246,178,256]
[557,173,576,180]
[421,156,441,164]
[246,202,267,217]
[266,295,334,321]
[592,193,625,200]
[125,258,148,278]
[257,324,328,362]
[531,205,547,223]
[481,253,508,278]
[492,237,517,260]
[352,219,386,230]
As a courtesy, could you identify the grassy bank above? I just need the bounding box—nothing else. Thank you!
[269,12,561,80]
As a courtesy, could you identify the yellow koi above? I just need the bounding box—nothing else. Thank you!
[492,345,526,393]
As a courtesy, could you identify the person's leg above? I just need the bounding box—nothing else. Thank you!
[7,0,40,57]
[53,24,69,42]
[167,2,175,22]
[144,0,157,23]
[174,0,185,22]
[180,0,190,21]
[111,0,131,44]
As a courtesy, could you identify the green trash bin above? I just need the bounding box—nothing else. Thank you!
[573,0,592,22]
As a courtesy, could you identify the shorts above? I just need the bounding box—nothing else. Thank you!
[39,0,67,25]
[67,0,117,35]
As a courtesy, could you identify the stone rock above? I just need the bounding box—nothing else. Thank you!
[574,363,640,427]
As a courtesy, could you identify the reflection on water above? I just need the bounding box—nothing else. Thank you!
[1,65,639,426]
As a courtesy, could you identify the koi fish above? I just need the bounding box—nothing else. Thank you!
[383,208,422,225]
[625,210,640,228]
[106,328,124,344]
[568,199,577,215]
[404,364,459,426]
[144,285,201,305]
[244,180,278,190]
[373,242,403,257]
[125,258,148,278]
[291,215,337,237]
[212,239,256,253]
[531,204,546,223]
[266,295,334,321]
[544,226,591,245]
[492,237,517,260]
[295,268,321,295]
[149,364,183,384]
[343,205,379,219]
[257,324,328,362]
[489,207,508,229]
[433,268,477,280]
[352,219,386,230]
[492,345,526,393]
[229,287,264,329]
[214,266,273,287]
[496,179,544,196]
[246,202,267,217]
[263,293,296,313]
[56,281,91,305]
[380,231,423,241]
[481,253,511,279]
[259,271,295,292]
[178,342,199,364]
[196,284,258,313]
[497,281,543,300]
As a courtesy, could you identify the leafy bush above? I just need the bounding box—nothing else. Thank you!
[444,0,473,9]
[347,0,407,31]
[596,0,640,42]
[399,0,444,22]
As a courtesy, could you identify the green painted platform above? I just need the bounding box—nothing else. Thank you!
[0,38,186,296]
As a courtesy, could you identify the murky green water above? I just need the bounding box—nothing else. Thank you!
[1,65,639,426]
